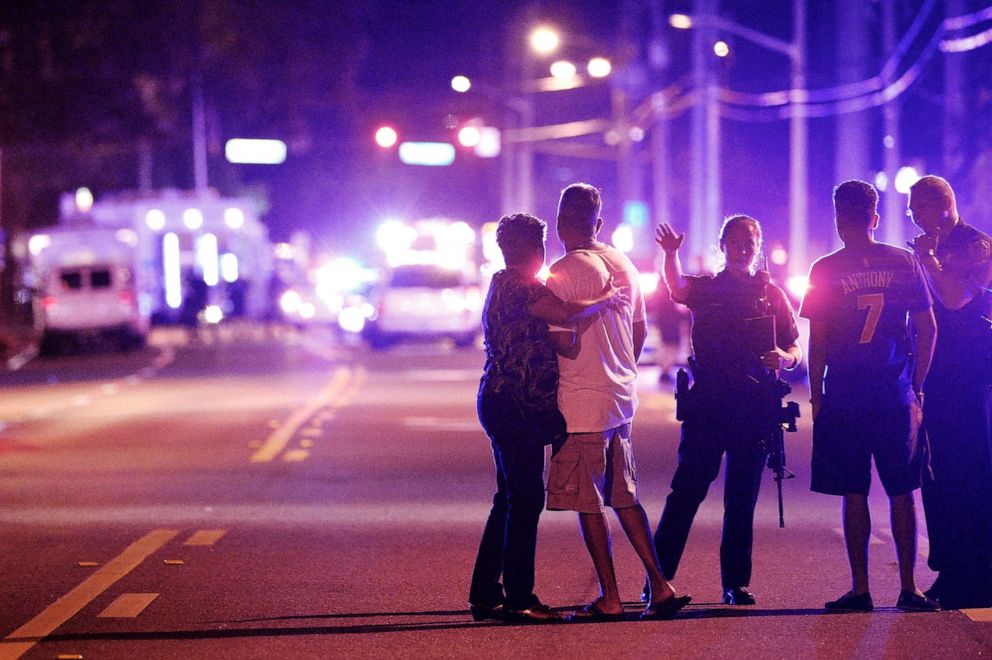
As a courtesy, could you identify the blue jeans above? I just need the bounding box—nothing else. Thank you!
[469,389,559,610]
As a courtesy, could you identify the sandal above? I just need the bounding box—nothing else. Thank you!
[567,601,626,622]
[641,594,692,620]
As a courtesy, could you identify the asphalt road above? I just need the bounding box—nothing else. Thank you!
[1,324,989,659]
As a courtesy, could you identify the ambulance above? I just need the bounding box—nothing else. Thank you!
[27,224,151,354]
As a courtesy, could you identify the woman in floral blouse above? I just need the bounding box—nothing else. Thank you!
[469,212,627,624]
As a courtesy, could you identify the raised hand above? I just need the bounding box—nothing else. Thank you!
[655,223,685,254]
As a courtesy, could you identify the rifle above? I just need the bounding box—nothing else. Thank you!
[761,372,800,528]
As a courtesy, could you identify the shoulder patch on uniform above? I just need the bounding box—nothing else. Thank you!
[968,238,991,263]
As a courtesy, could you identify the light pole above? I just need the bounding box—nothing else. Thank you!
[464,25,618,216]
[674,1,808,276]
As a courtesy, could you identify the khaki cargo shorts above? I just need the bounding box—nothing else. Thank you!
[546,422,638,514]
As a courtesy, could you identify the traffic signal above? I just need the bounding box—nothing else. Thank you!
[453,117,500,158]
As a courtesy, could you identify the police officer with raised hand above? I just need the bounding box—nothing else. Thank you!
[907,175,992,609]
[650,216,802,606]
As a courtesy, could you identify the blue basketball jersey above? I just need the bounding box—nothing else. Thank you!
[800,242,932,409]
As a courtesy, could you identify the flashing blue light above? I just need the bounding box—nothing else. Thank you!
[398,142,456,167]
[623,200,649,228]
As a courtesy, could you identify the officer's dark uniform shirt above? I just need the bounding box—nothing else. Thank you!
[684,270,799,389]
[928,221,992,378]
[800,243,932,410]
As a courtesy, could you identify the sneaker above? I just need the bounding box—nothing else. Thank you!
[825,591,873,611]
[896,590,941,612]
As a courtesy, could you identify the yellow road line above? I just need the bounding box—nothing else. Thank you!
[0,529,178,660]
[97,593,158,618]
[250,367,352,463]
[961,608,992,622]
[283,449,310,462]
[184,529,226,546]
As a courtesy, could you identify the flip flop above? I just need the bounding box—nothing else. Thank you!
[641,594,692,620]
[567,602,626,622]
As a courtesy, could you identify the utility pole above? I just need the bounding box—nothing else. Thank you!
[690,0,719,267]
[788,0,808,279]
[881,0,904,247]
[190,2,208,193]
[650,0,671,230]
[834,0,871,250]
[943,0,966,180]
[614,0,639,222]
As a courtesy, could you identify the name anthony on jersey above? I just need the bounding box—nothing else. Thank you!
[840,270,894,294]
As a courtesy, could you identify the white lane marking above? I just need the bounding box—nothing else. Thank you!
[0,529,177,660]
[100,383,119,395]
[250,367,352,463]
[97,593,158,618]
[404,417,480,432]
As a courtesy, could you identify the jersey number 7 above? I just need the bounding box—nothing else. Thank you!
[857,293,885,344]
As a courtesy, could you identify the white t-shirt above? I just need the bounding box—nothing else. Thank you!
[546,244,646,433]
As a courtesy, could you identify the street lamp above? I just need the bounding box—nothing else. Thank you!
[453,25,619,216]
[529,26,560,55]
[673,1,808,277]
[550,60,578,80]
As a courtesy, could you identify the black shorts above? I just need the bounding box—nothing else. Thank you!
[811,401,926,497]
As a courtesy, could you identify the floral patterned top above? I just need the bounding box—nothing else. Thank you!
[479,269,560,413]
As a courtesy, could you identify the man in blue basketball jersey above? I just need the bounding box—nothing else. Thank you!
[801,180,939,612]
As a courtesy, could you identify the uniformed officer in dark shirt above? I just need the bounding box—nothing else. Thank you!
[907,175,992,609]
[650,215,802,606]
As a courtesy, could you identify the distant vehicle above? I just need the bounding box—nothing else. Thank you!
[363,263,482,349]
[26,225,151,354]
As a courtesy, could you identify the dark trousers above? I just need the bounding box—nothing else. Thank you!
[469,390,549,610]
[921,365,992,608]
[653,418,767,591]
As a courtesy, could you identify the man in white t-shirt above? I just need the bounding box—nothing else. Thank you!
[545,183,690,621]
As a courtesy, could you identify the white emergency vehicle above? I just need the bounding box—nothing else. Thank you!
[362,219,483,349]
[27,224,151,354]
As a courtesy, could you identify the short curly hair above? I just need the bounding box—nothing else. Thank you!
[496,213,546,265]
[833,179,878,228]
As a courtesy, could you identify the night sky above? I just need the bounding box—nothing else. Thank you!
[1,1,990,265]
